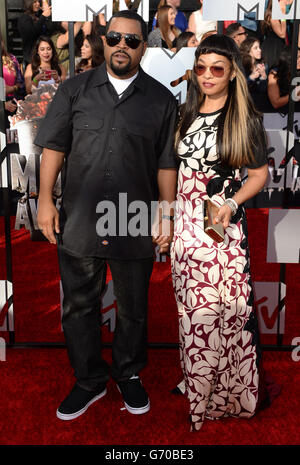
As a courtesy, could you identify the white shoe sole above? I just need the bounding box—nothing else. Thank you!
[56,388,107,421]
[124,399,150,415]
[117,385,150,414]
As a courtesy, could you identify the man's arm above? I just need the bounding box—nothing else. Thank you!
[153,168,177,253]
[37,148,65,244]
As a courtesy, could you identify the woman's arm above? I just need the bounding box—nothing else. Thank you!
[56,21,83,48]
[188,12,196,34]
[215,164,268,228]
[267,71,289,109]
[24,64,33,94]
[270,19,286,39]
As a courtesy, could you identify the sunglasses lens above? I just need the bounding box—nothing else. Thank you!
[106,32,121,47]
[194,65,206,76]
[194,65,225,77]
[211,66,225,77]
[106,32,142,49]
[125,36,142,49]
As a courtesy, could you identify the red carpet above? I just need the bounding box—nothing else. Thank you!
[0,209,300,444]
[0,349,299,445]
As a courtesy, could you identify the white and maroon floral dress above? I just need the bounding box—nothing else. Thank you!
[171,110,263,431]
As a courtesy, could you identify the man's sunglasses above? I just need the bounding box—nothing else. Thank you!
[194,64,226,78]
[105,31,143,49]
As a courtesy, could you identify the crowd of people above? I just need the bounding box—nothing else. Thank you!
[0,0,288,433]
[1,0,300,127]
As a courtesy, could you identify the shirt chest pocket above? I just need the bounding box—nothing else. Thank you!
[72,119,104,155]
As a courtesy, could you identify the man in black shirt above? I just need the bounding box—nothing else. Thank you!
[35,10,178,420]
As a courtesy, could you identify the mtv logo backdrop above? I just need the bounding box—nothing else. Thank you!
[141,48,196,104]
[51,0,149,22]
[267,209,300,263]
[253,282,286,334]
[203,0,300,21]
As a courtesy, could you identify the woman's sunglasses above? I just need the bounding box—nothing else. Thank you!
[194,64,226,78]
[105,31,143,49]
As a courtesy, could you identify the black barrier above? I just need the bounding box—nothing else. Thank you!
[1,2,299,351]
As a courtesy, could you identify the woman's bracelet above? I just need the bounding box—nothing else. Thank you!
[223,198,238,216]
[162,214,174,221]
[32,77,38,85]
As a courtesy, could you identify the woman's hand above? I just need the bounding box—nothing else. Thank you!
[51,70,60,82]
[256,63,267,79]
[249,67,260,80]
[214,204,232,229]
[5,101,17,113]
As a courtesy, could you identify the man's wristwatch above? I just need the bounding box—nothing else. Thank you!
[162,214,174,221]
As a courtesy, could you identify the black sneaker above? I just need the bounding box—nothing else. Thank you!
[117,375,150,415]
[56,383,107,420]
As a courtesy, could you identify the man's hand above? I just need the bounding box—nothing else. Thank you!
[152,218,174,253]
[37,199,60,244]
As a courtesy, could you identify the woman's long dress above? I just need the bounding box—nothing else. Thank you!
[171,110,263,431]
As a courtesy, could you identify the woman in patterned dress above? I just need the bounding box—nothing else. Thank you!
[171,34,269,431]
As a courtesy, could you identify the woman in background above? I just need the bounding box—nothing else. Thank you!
[24,36,66,94]
[261,0,287,70]
[1,30,25,127]
[176,31,199,52]
[148,5,180,50]
[18,0,53,68]
[240,37,268,111]
[188,0,217,43]
[75,34,104,74]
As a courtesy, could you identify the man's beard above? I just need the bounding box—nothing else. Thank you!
[110,52,132,76]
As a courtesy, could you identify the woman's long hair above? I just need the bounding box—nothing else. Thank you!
[23,0,40,21]
[1,29,16,75]
[77,34,104,70]
[31,36,61,78]
[240,37,262,76]
[274,47,292,96]
[177,34,267,168]
[261,0,272,35]
[157,5,179,50]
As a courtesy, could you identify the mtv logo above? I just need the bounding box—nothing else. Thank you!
[11,153,38,194]
[101,280,117,332]
[0,281,14,332]
[52,0,113,21]
[265,130,294,190]
[253,282,286,334]
[59,279,117,333]
[267,209,300,263]
[141,47,196,105]
[271,0,300,20]
[202,0,265,21]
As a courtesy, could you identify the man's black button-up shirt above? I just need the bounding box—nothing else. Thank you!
[35,63,178,259]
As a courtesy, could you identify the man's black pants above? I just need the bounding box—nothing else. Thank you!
[57,246,154,391]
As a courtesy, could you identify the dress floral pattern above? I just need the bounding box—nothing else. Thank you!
[171,110,260,431]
